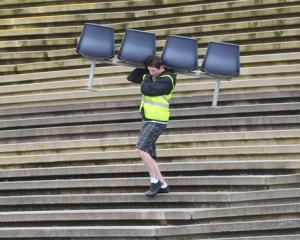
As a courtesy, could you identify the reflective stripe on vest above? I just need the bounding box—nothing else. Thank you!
[142,96,169,108]
[140,74,175,122]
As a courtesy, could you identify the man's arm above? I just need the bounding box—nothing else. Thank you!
[141,76,173,96]
[127,68,147,84]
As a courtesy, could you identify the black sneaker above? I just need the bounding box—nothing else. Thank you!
[158,186,170,193]
[145,181,162,197]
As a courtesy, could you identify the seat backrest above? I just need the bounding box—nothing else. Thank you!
[201,41,240,77]
[76,23,115,60]
[161,35,198,71]
[118,29,156,65]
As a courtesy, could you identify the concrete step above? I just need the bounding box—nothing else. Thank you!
[0,60,298,87]
[191,203,300,221]
[0,188,298,209]
[1,3,298,30]
[1,27,298,58]
[0,218,298,239]
[0,37,75,51]
[0,65,127,85]
[0,192,230,211]
[1,13,298,41]
[130,15,300,37]
[0,0,292,20]
[0,160,298,179]
[0,0,201,18]
[198,235,300,240]
[0,129,298,157]
[0,175,298,195]
[1,73,300,105]
[0,75,300,108]
[0,115,299,144]
[0,0,81,9]
[0,203,298,224]
[0,144,299,167]
[0,102,298,131]
[0,90,299,119]
[0,0,64,8]
[156,219,300,238]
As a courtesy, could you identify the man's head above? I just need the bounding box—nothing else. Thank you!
[145,55,165,77]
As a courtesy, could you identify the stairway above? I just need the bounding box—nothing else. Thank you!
[0,0,299,239]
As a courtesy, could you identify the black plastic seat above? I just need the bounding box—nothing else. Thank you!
[118,29,156,65]
[201,41,240,78]
[161,35,198,71]
[76,23,115,60]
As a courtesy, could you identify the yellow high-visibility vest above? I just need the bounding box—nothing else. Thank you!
[139,74,175,122]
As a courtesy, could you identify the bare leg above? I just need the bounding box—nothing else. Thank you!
[137,149,165,183]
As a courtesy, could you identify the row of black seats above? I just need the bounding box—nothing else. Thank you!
[76,23,240,106]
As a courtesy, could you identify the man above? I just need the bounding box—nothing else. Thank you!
[127,55,176,197]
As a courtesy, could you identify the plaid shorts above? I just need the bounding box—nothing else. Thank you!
[136,121,167,159]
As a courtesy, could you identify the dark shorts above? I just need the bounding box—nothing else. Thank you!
[136,121,167,159]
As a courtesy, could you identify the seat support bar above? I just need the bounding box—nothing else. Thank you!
[86,59,144,91]
[87,61,96,90]
[212,79,221,108]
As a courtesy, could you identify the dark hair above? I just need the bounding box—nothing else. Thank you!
[145,55,163,69]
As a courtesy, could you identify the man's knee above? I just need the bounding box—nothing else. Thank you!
[136,148,141,155]
[136,148,145,157]
[136,148,153,160]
